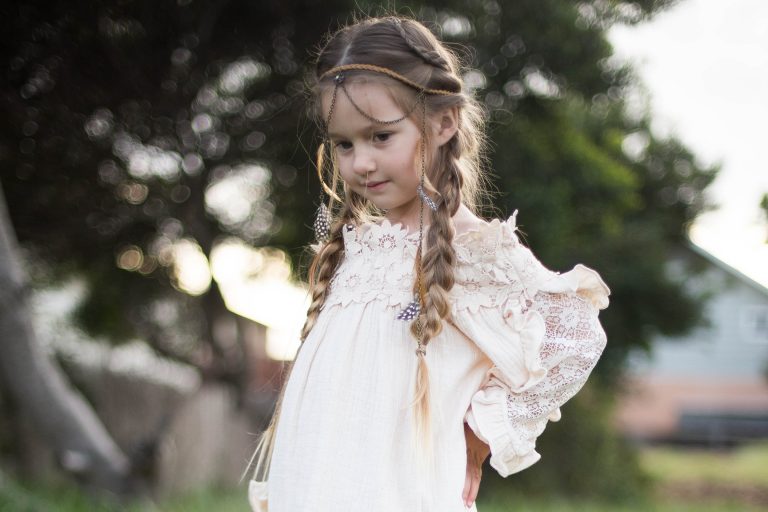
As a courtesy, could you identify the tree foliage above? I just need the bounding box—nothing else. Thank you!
[0,181,139,500]
[2,0,344,380]
[1,0,718,500]
[1,0,715,389]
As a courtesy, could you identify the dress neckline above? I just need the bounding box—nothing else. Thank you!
[350,210,519,247]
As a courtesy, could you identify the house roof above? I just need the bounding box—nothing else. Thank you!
[686,238,768,297]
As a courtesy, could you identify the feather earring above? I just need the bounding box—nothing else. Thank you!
[313,140,332,244]
[313,201,331,242]
[313,74,344,245]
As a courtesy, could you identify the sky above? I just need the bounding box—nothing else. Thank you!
[608,0,768,288]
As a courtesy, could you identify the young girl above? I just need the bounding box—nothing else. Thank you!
[245,14,610,512]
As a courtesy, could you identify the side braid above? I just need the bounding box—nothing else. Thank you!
[392,18,451,72]
[417,163,462,343]
[404,143,463,479]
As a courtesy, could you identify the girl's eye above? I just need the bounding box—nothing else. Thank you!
[335,141,352,151]
[374,132,391,142]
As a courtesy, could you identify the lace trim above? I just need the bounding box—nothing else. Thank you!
[505,291,606,422]
[324,213,525,310]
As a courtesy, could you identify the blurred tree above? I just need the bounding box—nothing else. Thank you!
[0,181,140,498]
[0,0,718,500]
[424,0,715,499]
[0,0,344,386]
[0,0,709,382]
[1,0,337,496]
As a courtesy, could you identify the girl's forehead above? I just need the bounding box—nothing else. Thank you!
[321,80,411,135]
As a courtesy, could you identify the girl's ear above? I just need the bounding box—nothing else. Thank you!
[432,106,459,147]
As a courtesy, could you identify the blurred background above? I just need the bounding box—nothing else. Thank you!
[0,0,766,511]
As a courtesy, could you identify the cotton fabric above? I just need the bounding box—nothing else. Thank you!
[249,211,610,512]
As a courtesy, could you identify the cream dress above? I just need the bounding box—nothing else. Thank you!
[248,211,610,512]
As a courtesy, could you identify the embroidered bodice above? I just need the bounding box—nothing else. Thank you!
[327,212,606,312]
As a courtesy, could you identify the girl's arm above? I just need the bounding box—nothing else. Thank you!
[452,229,610,477]
[450,214,610,477]
[462,419,490,508]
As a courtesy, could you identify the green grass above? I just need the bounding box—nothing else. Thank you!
[3,484,764,512]
[2,442,767,511]
[476,497,766,512]
[142,488,249,512]
[638,440,768,487]
[0,481,249,512]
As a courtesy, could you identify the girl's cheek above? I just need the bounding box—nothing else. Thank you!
[338,170,358,188]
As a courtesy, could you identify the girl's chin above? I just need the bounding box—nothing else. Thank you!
[356,191,420,214]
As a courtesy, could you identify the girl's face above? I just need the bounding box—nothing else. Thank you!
[322,80,427,227]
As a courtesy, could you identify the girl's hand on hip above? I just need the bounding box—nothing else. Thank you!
[463,421,490,509]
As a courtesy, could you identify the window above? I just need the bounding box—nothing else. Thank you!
[740,305,768,344]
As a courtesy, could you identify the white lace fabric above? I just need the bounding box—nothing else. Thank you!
[457,287,608,477]
[248,211,610,511]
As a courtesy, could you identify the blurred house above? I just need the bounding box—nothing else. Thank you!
[614,242,768,446]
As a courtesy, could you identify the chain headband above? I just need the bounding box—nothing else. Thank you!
[318,63,459,96]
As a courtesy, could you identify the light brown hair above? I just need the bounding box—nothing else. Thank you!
[244,12,492,484]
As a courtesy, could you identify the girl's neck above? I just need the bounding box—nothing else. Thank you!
[381,199,428,233]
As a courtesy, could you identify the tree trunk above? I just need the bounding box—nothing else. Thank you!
[0,180,137,498]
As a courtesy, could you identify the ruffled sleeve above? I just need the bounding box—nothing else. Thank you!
[451,215,610,477]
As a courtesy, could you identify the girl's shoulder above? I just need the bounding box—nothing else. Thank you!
[328,211,609,312]
[449,210,535,313]
[453,210,610,312]
[452,210,521,264]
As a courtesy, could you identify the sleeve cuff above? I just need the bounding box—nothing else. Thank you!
[464,385,542,477]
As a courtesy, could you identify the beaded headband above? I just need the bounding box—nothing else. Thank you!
[318,63,459,96]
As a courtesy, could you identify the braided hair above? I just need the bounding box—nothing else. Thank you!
[244,13,491,486]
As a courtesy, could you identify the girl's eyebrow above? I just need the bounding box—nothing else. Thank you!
[327,125,382,139]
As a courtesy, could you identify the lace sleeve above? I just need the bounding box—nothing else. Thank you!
[511,290,607,419]
[462,288,608,477]
[452,218,610,477]
[447,210,611,476]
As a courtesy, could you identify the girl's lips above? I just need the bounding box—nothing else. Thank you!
[366,180,388,189]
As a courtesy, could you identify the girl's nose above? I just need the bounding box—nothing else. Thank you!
[352,148,376,175]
